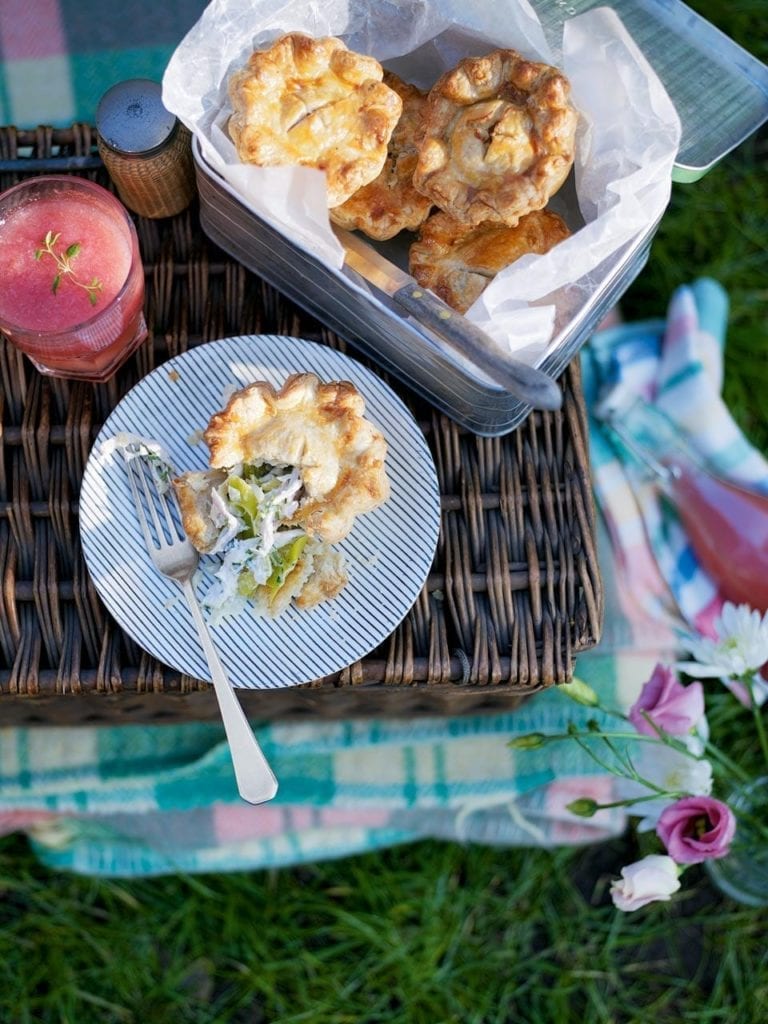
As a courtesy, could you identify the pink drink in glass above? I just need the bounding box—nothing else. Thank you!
[0,176,147,382]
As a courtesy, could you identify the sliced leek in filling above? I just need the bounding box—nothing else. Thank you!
[200,460,315,621]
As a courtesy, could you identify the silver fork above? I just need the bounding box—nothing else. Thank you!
[123,449,278,805]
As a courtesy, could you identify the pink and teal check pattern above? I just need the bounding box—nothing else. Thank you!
[0,0,205,127]
[2,7,766,878]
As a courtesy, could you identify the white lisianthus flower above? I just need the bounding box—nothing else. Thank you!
[615,741,713,831]
[641,738,713,796]
[610,855,681,912]
[676,603,768,679]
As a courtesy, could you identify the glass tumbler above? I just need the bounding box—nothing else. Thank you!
[0,175,147,383]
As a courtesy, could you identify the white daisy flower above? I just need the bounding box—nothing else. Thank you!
[676,602,768,679]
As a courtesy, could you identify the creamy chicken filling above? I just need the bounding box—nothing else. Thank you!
[202,461,309,620]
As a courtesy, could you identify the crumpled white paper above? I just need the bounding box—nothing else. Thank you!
[163,0,681,366]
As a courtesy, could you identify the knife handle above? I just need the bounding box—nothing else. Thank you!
[393,283,563,412]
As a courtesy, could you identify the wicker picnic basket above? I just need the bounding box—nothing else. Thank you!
[0,124,603,725]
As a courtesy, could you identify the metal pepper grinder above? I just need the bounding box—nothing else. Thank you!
[96,79,196,219]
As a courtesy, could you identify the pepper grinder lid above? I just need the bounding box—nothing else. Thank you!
[96,79,177,156]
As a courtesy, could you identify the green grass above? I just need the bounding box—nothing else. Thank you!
[1,2,767,1022]
[1,833,767,1024]
[621,0,768,453]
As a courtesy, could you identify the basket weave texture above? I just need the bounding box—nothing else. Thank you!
[98,122,197,219]
[0,124,603,725]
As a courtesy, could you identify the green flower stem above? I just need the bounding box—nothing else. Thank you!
[636,710,752,786]
[565,731,626,779]
[700,741,752,785]
[592,706,752,785]
[744,675,768,772]
[545,727,697,757]
[565,730,680,797]
[594,792,685,812]
[522,723,750,792]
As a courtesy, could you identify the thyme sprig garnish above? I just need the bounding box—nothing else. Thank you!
[34,231,103,306]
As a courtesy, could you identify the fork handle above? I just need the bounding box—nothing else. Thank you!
[182,580,279,804]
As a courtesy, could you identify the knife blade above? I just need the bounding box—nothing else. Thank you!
[333,227,562,412]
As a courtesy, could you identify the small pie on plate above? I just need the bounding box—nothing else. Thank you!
[413,48,578,227]
[409,208,571,313]
[203,373,390,542]
[172,373,390,619]
[228,32,403,208]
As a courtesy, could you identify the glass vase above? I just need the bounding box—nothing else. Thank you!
[705,777,768,906]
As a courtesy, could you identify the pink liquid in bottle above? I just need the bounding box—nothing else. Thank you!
[668,460,768,613]
[603,396,768,616]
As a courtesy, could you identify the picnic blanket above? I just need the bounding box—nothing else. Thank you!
[0,0,205,129]
[2,276,764,877]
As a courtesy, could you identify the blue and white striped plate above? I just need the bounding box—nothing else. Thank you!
[79,335,441,689]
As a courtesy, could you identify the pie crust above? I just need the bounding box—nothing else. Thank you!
[204,373,390,544]
[409,208,571,313]
[330,71,433,239]
[228,32,403,208]
[413,49,578,226]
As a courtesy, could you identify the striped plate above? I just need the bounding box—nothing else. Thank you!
[79,335,441,690]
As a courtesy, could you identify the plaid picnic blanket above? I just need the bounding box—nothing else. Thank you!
[2,277,763,877]
[0,1,206,128]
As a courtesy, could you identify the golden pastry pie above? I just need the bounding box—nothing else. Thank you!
[293,546,348,611]
[227,32,403,208]
[413,49,578,227]
[172,373,388,619]
[330,72,433,239]
[409,208,571,313]
[173,467,229,553]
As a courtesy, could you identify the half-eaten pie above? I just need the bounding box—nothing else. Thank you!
[227,32,403,208]
[413,48,578,227]
[172,373,390,620]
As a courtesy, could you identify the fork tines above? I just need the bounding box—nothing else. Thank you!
[122,447,183,552]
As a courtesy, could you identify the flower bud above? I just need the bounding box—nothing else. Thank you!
[558,677,600,707]
[610,855,681,911]
[508,732,547,750]
[567,798,599,817]
[628,662,704,737]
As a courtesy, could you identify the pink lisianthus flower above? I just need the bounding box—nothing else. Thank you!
[656,796,736,864]
[628,663,705,738]
[610,855,681,911]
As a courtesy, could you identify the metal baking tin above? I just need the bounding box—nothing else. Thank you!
[193,2,767,435]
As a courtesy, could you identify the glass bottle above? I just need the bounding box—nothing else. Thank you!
[598,394,768,613]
